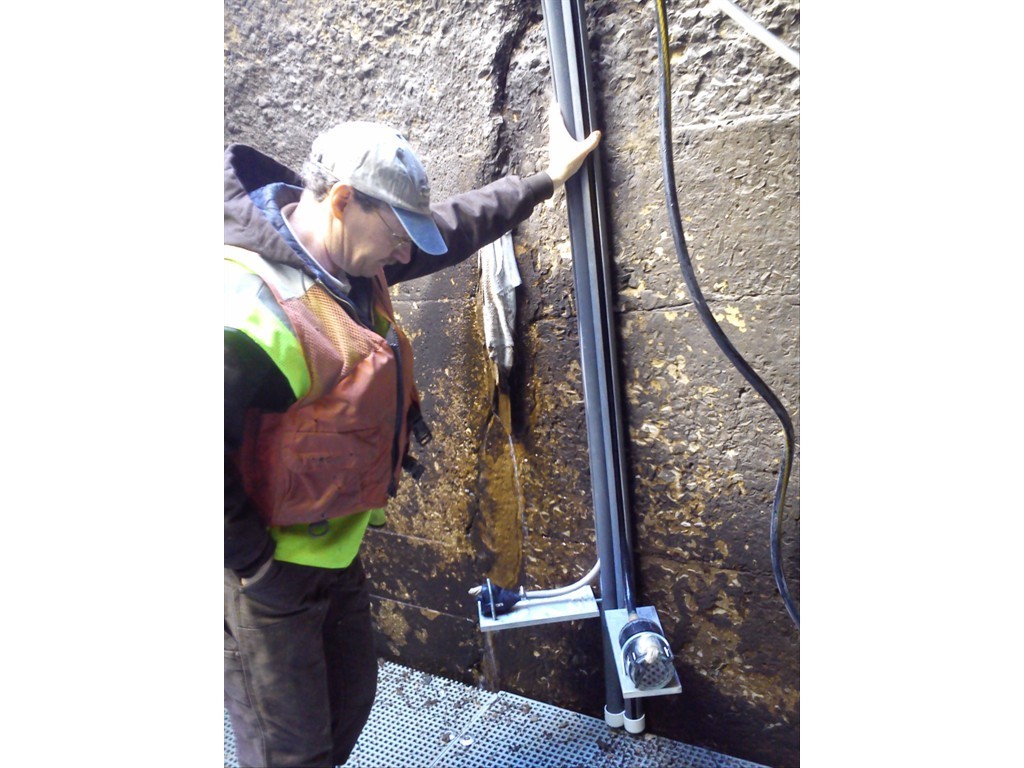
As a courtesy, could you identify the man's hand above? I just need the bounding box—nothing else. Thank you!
[544,99,602,189]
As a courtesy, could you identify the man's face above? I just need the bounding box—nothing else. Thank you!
[335,199,413,278]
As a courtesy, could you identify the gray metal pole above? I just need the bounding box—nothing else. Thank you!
[541,0,642,725]
[539,0,622,722]
[561,0,644,725]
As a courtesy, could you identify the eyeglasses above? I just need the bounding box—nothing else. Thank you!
[373,207,413,251]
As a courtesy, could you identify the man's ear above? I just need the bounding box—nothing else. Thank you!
[328,183,353,218]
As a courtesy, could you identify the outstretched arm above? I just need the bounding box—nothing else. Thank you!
[385,100,602,285]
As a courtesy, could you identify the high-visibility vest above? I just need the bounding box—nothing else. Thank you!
[225,245,421,527]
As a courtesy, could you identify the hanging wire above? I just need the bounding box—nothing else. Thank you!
[654,0,799,628]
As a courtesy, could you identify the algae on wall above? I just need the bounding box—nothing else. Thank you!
[225,1,799,765]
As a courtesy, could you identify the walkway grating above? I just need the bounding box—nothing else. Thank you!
[225,660,770,768]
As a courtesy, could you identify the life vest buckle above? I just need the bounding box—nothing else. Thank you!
[409,403,433,446]
[402,453,426,481]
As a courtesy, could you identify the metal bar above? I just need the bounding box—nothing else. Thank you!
[563,0,645,725]
[541,0,642,725]
[540,0,623,721]
[712,0,800,69]
[566,0,638,613]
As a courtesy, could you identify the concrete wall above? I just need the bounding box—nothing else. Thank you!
[225,1,799,765]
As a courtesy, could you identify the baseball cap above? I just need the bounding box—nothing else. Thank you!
[308,121,448,256]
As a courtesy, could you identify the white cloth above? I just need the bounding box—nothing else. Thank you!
[479,232,520,375]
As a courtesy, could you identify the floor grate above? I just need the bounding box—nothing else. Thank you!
[224,707,237,767]
[224,660,770,768]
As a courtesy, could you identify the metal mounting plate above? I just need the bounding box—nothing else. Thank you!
[477,585,600,631]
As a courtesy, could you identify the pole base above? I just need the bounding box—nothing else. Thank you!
[624,711,646,735]
[604,706,625,729]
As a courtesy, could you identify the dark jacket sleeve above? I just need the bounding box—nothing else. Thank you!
[384,172,553,285]
[224,328,295,576]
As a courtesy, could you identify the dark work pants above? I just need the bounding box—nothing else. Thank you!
[224,557,377,768]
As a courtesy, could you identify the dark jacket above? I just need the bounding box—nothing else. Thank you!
[224,143,554,577]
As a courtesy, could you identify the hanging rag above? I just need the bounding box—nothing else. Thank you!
[479,231,520,382]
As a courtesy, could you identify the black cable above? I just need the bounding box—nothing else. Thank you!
[654,0,799,628]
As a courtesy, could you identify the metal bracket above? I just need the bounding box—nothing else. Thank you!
[478,585,600,631]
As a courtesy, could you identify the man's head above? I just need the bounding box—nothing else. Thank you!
[300,122,448,259]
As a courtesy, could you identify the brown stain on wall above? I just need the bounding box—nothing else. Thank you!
[471,389,526,589]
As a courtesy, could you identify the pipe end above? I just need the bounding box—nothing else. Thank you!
[604,707,625,729]
[623,711,646,735]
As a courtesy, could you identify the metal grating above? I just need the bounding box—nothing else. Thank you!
[224,707,237,768]
[224,660,770,768]
[343,662,498,767]
[432,690,765,768]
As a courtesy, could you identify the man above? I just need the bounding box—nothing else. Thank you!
[225,102,599,768]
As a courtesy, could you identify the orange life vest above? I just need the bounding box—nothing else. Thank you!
[227,246,425,528]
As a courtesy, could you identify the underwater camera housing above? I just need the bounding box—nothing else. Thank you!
[604,606,682,699]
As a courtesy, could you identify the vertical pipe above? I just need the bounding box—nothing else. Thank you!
[561,1,643,724]
[542,0,645,727]
[540,0,624,722]
[564,0,638,613]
